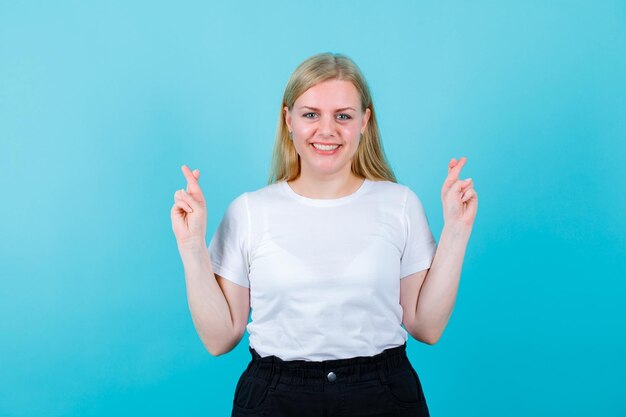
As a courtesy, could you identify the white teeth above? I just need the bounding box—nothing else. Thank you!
[312,143,339,151]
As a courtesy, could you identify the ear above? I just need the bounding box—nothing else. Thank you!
[284,106,292,131]
[361,108,371,133]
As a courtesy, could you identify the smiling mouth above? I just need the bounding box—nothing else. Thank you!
[311,143,341,151]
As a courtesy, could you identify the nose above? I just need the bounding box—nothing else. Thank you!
[318,115,336,138]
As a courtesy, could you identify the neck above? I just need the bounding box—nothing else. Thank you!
[288,169,365,199]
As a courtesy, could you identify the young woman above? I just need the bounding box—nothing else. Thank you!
[171,52,478,417]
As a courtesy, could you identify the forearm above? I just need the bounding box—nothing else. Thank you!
[179,244,238,356]
[413,225,471,343]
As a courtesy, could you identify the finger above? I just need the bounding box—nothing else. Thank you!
[181,165,206,202]
[460,178,473,190]
[444,157,467,188]
[174,190,197,213]
[181,165,199,185]
[173,199,193,214]
[447,157,466,179]
[448,177,472,195]
[174,189,190,204]
[178,189,203,211]
[462,188,477,203]
[170,200,192,219]
[463,188,477,201]
[188,169,201,193]
[448,158,458,172]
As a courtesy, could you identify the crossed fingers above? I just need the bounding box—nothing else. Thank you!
[181,165,200,190]
[180,165,205,200]
[444,157,467,187]
[444,156,474,198]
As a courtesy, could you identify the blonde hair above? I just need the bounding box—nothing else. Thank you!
[267,52,397,184]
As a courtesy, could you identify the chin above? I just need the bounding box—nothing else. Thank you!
[309,163,352,177]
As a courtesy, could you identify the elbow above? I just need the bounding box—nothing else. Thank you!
[407,325,442,346]
[207,349,227,357]
[205,329,245,357]
[206,344,224,357]
[420,333,441,345]
[206,342,234,357]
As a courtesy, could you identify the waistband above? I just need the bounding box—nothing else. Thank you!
[245,344,410,387]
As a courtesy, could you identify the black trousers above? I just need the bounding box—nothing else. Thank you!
[231,343,430,416]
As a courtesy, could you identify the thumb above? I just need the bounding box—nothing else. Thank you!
[450,178,472,195]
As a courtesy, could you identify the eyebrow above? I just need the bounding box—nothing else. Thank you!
[299,106,357,112]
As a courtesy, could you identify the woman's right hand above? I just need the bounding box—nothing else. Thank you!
[171,165,208,250]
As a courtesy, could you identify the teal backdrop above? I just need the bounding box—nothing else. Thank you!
[1,1,625,416]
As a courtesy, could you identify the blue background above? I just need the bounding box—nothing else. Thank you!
[1,1,625,416]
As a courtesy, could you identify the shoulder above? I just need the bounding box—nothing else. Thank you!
[227,182,286,212]
[368,180,428,217]
[367,179,415,201]
[244,182,285,204]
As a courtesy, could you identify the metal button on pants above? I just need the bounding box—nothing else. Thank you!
[326,371,336,382]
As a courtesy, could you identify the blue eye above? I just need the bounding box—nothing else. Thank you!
[337,114,352,120]
[303,112,318,119]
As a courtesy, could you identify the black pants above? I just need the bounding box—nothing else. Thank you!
[231,343,430,416]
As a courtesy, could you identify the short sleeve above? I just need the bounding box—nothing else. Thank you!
[208,193,250,288]
[400,187,437,279]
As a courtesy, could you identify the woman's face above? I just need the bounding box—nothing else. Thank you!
[284,79,371,179]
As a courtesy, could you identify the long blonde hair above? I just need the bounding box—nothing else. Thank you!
[267,52,397,184]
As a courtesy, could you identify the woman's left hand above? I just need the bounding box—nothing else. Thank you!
[441,156,478,232]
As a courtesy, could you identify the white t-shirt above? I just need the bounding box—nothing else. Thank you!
[208,178,437,361]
